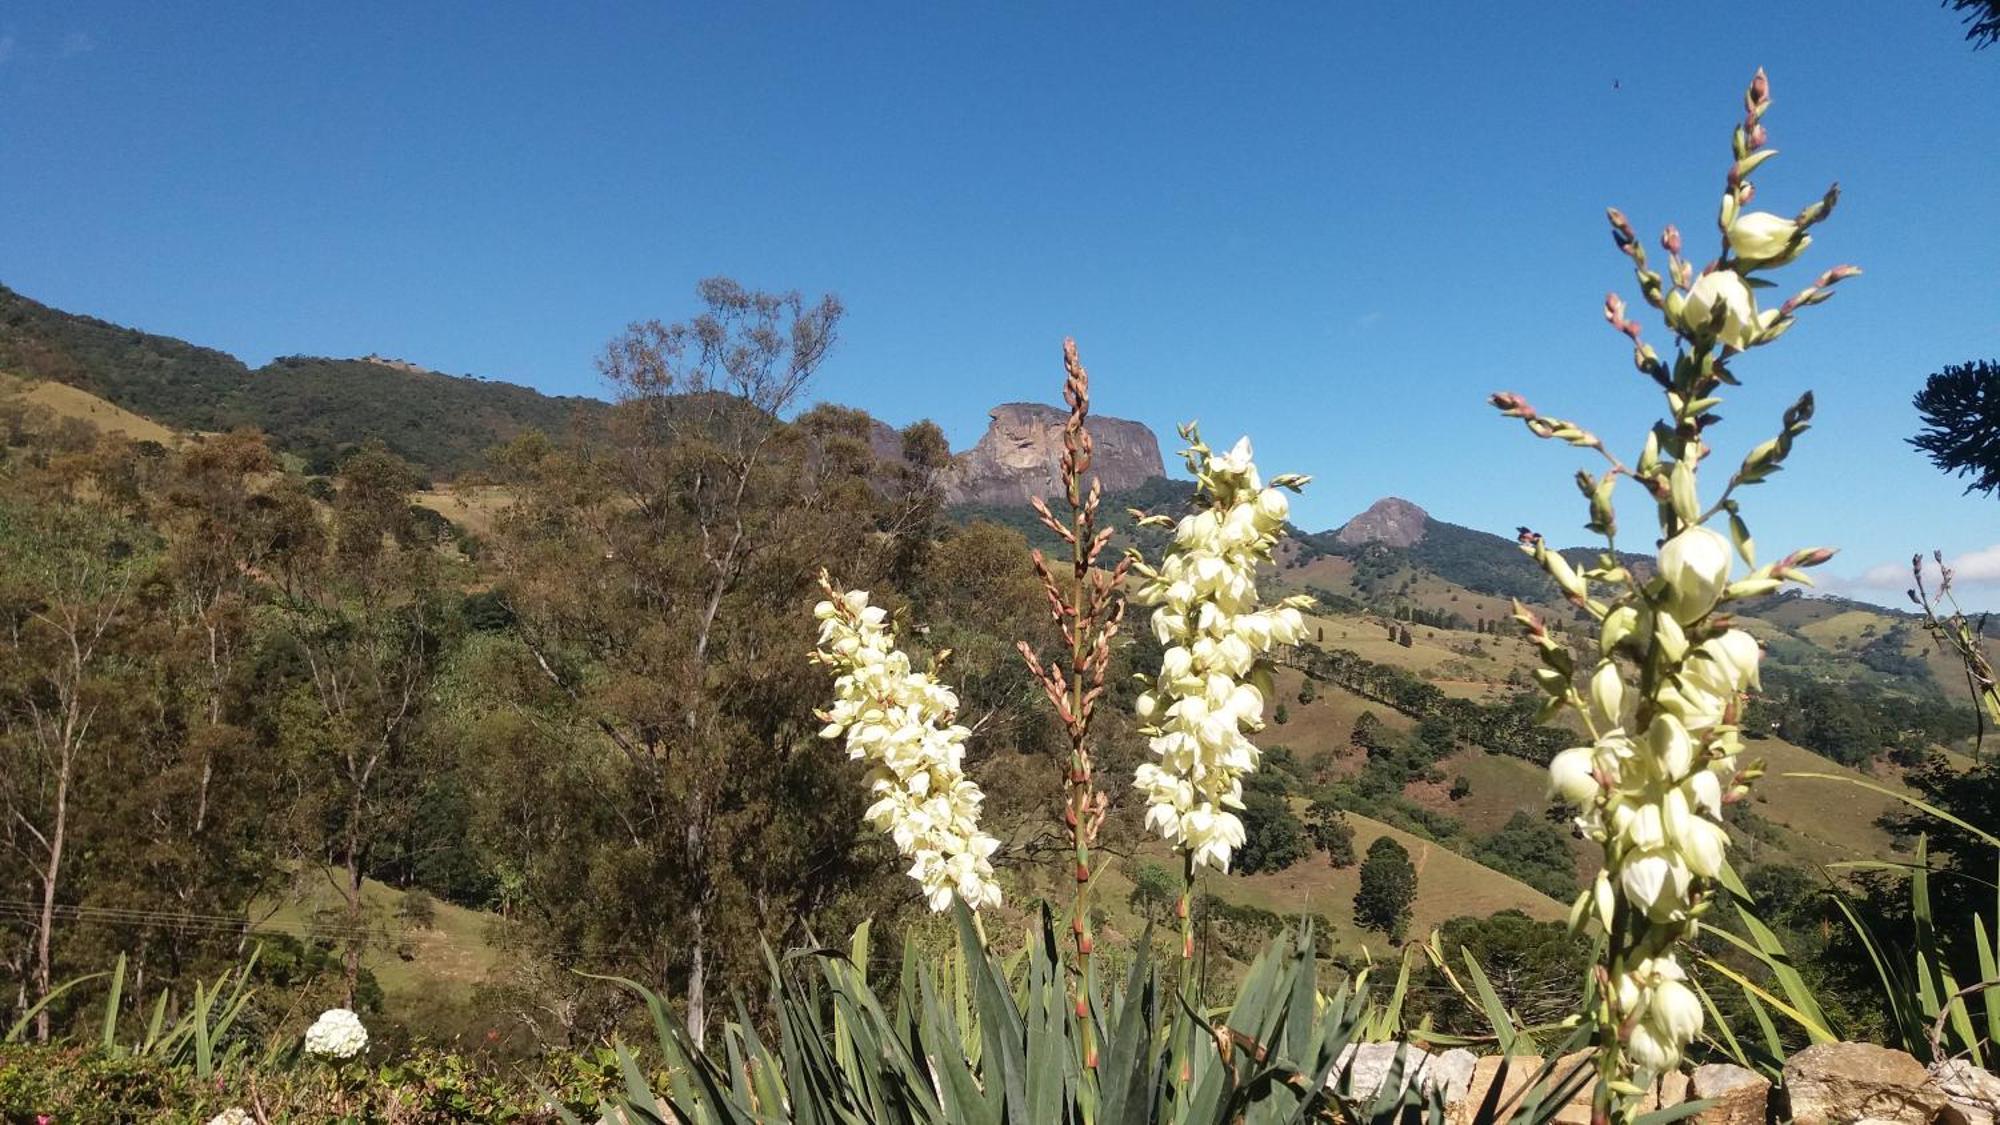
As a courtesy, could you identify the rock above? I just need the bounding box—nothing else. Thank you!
[1549,1050,1601,1124]
[1691,1062,1769,1125]
[1784,1042,1947,1125]
[1934,1060,2000,1125]
[1428,1048,1478,1104]
[1331,1041,1434,1099]
[1447,1053,1542,1125]
[1333,497,1430,548]
[941,402,1163,507]
[867,419,907,465]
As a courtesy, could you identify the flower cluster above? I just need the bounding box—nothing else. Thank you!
[205,1109,254,1125]
[1497,69,1850,1097]
[1550,532,1762,930]
[813,581,1003,912]
[303,1007,368,1059]
[1129,430,1309,873]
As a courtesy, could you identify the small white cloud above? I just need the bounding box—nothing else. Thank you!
[1848,543,2000,592]
[60,31,93,57]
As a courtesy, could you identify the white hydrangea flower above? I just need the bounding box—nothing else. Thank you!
[206,1109,254,1125]
[1130,429,1309,873]
[813,586,1002,912]
[303,1007,368,1059]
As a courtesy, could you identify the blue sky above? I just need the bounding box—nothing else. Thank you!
[2,3,1996,606]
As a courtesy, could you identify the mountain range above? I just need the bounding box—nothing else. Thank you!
[2,278,1980,968]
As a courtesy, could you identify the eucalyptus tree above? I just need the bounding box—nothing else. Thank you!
[491,278,929,1047]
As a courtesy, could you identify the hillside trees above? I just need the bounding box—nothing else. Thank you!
[0,493,148,1039]
[265,440,450,1006]
[489,279,920,1048]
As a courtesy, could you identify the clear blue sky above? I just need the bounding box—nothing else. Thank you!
[3,3,1996,606]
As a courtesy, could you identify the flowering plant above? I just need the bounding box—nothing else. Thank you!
[1130,429,1309,877]
[1126,427,1310,988]
[1492,68,1853,1114]
[303,1007,368,1060]
[812,578,1003,912]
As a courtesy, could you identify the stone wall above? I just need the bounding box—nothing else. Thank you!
[1338,1040,1998,1124]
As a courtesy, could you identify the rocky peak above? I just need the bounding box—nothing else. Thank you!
[942,402,1164,507]
[1333,497,1430,548]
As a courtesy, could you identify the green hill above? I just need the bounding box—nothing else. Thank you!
[0,282,606,475]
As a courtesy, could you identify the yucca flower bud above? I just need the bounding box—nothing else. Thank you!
[1680,269,1774,350]
[1727,210,1808,265]
[1656,526,1733,623]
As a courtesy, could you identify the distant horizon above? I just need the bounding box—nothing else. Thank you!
[0,273,1959,622]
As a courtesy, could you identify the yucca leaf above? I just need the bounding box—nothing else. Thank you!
[100,952,126,1054]
[4,970,108,1043]
[1782,772,2000,848]
[1712,861,1835,1039]
[952,902,1028,1115]
[1820,875,1922,1049]
[1095,928,1159,1125]
[1634,1099,1716,1124]
[1977,912,2000,1051]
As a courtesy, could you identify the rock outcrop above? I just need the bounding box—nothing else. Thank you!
[1333,497,1430,548]
[1784,1042,1947,1125]
[941,402,1163,507]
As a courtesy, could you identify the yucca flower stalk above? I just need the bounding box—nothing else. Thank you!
[1491,68,1854,1120]
[1130,429,1310,979]
[1016,338,1131,1072]
[812,577,1003,913]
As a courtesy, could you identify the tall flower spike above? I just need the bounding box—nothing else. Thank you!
[1494,70,1850,1118]
[813,577,1002,912]
[1129,428,1310,876]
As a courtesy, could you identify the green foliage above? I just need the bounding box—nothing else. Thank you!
[1412,912,1591,1039]
[578,905,1439,1125]
[1235,773,1308,876]
[0,1042,615,1122]
[1294,643,1570,765]
[1305,796,1357,868]
[1748,667,1977,765]
[1127,862,1179,926]
[1470,812,1579,900]
[1911,359,2000,497]
[1355,838,1417,942]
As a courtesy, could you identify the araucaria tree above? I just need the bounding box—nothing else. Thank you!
[1492,69,1853,1118]
[1354,836,1416,941]
[1910,360,2000,497]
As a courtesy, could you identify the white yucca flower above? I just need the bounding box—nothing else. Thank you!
[1130,430,1310,873]
[1549,533,1763,1079]
[303,1007,368,1059]
[813,584,1002,912]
